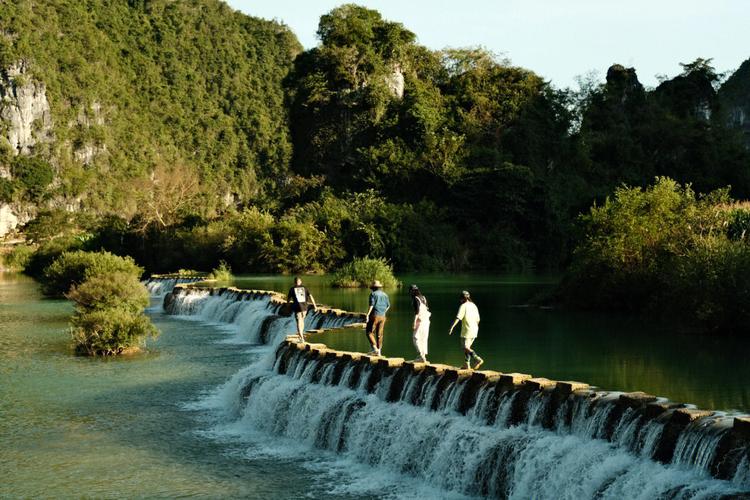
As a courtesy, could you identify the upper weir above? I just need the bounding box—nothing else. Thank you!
[146,275,750,497]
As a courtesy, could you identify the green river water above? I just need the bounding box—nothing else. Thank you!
[2,271,749,498]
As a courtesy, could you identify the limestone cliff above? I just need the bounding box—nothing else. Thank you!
[0,60,52,161]
[719,58,750,147]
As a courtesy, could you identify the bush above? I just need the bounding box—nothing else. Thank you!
[70,307,159,356]
[1,243,35,271]
[208,261,232,281]
[66,272,150,314]
[42,250,143,297]
[558,177,750,333]
[11,156,54,201]
[0,177,15,202]
[330,257,400,288]
[23,235,84,280]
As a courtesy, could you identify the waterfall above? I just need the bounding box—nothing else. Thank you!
[203,344,748,498]
[152,280,750,497]
[143,277,204,297]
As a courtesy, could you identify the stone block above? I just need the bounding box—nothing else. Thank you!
[500,373,532,386]
[403,361,428,373]
[323,350,343,360]
[733,417,750,441]
[672,408,713,425]
[341,352,362,362]
[360,354,381,365]
[304,343,327,352]
[523,377,556,391]
[556,381,590,395]
[619,392,657,408]
[471,370,502,383]
[378,357,405,368]
[644,402,671,419]
[424,364,452,376]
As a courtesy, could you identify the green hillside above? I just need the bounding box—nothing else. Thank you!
[1,2,749,279]
[0,0,300,216]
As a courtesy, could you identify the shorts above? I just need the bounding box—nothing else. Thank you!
[366,315,386,337]
[462,336,476,350]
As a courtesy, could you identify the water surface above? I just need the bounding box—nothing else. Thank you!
[233,274,750,412]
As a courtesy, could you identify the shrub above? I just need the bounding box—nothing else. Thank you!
[42,250,143,297]
[558,177,750,333]
[330,257,400,288]
[70,307,159,356]
[0,177,15,202]
[207,261,232,281]
[23,235,84,280]
[11,156,54,201]
[66,272,150,314]
[1,243,35,271]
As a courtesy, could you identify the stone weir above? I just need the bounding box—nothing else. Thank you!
[159,281,366,345]
[267,339,750,488]
[143,274,211,297]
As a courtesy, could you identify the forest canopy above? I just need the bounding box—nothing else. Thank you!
[1,2,749,279]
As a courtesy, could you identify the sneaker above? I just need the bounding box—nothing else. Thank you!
[376,349,382,357]
[473,357,484,370]
[462,363,471,370]
[297,335,306,344]
[367,350,378,356]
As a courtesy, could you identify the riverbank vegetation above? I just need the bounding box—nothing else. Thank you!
[557,177,750,333]
[330,257,400,288]
[2,3,750,332]
[42,251,158,355]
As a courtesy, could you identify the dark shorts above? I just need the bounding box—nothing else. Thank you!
[366,315,387,336]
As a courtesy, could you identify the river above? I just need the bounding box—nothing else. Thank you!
[1,272,749,498]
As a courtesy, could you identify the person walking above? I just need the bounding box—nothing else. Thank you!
[365,280,390,356]
[409,284,430,363]
[287,277,317,343]
[448,290,484,369]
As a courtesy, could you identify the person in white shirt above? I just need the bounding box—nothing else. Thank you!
[448,290,484,369]
[409,284,431,363]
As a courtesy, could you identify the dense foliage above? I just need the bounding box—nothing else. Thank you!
[330,257,400,288]
[42,249,142,297]
[3,3,750,333]
[43,250,157,355]
[558,177,750,332]
[0,0,301,216]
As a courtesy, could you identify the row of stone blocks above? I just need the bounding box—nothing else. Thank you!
[165,283,367,325]
[277,338,750,483]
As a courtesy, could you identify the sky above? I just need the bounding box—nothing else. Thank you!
[225,0,749,89]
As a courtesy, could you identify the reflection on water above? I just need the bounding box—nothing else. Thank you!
[233,274,750,412]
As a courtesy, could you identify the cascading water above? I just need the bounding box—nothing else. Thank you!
[215,345,749,499]
[152,283,750,498]
[143,277,203,297]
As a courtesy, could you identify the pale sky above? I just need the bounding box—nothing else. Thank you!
[225,0,749,89]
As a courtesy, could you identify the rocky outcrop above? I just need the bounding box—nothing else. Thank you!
[719,58,750,147]
[384,64,404,99]
[0,203,18,236]
[0,61,52,156]
[605,64,645,105]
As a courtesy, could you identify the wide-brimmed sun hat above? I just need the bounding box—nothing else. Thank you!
[371,280,383,288]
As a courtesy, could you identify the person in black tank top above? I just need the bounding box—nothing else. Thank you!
[287,277,317,343]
